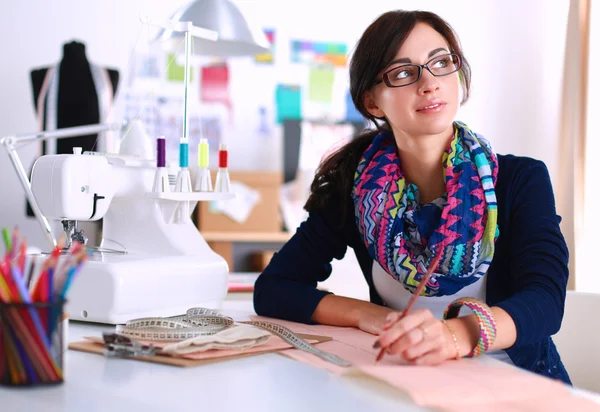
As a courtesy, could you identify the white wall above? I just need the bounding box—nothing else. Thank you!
[0,0,570,297]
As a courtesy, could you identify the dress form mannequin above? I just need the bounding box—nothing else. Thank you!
[30,40,119,154]
[27,41,120,244]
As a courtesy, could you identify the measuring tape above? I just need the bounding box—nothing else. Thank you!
[114,307,351,367]
[237,320,351,367]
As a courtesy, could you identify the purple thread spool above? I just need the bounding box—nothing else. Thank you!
[156,137,166,168]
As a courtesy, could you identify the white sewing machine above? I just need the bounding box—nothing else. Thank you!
[28,148,233,325]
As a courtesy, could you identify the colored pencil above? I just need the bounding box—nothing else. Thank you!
[0,227,85,384]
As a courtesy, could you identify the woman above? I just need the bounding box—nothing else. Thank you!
[254,10,570,384]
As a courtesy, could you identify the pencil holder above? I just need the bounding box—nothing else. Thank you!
[0,300,66,386]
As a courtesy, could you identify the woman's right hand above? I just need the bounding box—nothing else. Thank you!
[354,304,395,335]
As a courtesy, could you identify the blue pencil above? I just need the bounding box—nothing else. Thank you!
[11,327,38,384]
[9,265,54,353]
[59,258,88,300]
[47,267,54,341]
[49,260,85,337]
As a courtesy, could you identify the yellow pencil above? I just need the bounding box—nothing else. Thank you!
[0,275,12,302]
[6,350,20,384]
[3,326,26,384]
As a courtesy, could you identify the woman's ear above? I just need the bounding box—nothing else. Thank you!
[363,90,385,118]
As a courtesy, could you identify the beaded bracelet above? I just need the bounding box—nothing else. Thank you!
[441,319,460,360]
[442,297,497,358]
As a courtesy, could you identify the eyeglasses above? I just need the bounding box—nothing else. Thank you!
[374,53,462,88]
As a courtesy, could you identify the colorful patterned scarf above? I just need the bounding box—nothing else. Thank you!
[352,121,499,297]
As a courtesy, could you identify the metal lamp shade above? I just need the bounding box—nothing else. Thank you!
[155,0,270,57]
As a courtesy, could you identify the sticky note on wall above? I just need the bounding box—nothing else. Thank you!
[255,29,275,64]
[200,64,230,108]
[308,66,334,104]
[275,84,302,124]
[167,53,193,82]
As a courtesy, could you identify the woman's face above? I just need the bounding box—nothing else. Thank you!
[364,23,461,140]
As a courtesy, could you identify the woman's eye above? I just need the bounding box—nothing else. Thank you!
[433,57,449,68]
[394,69,413,79]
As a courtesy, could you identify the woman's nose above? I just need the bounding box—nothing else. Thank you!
[417,70,441,94]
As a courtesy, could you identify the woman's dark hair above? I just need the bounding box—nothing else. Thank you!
[304,10,471,220]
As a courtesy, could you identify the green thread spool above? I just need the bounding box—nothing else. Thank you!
[198,139,209,168]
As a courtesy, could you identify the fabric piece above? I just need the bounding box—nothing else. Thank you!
[352,121,499,297]
[355,364,600,411]
[442,395,600,412]
[161,325,271,355]
[250,315,596,411]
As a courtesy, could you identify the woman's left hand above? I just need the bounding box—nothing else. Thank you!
[374,308,456,365]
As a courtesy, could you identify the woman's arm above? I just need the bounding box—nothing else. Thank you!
[254,201,352,324]
[492,159,569,347]
[311,294,393,335]
[445,307,516,356]
[254,197,396,334]
[441,159,566,356]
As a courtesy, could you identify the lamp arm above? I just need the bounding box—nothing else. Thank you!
[139,15,218,41]
[0,121,124,248]
[3,122,122,147]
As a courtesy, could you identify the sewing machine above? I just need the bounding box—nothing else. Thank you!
[29,149,234,324]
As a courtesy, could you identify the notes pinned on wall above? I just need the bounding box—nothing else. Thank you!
[308,66,335,104]
[275,84,302,124]
[255,29,275,64]
[200,64,231,109]
[166,53,193,83]
[291,40,347,67]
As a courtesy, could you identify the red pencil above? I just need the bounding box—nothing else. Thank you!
[31,237,64,301]
[18,239,27,273]
[10,226,19,259]
[1,258,20,301]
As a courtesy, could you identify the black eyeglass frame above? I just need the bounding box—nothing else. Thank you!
[373,53,462,88]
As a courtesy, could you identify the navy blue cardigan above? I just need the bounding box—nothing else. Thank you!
[254,154,571,384]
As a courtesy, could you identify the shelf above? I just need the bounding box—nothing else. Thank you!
[201,231,293,243]
[145,191,236,202]
[228,272,260,293]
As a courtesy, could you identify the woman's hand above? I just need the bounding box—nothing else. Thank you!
[354,304,395,335]
[374,308,457,365]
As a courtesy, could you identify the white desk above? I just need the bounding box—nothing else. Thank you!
[0,302,424,412]
[2,301,599,412]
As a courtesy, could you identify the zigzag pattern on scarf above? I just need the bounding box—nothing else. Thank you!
[353,121,499,297]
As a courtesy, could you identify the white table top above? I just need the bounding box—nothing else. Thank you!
[2,301,599,412]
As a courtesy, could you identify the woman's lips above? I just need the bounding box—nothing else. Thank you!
[416,101,446,114]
